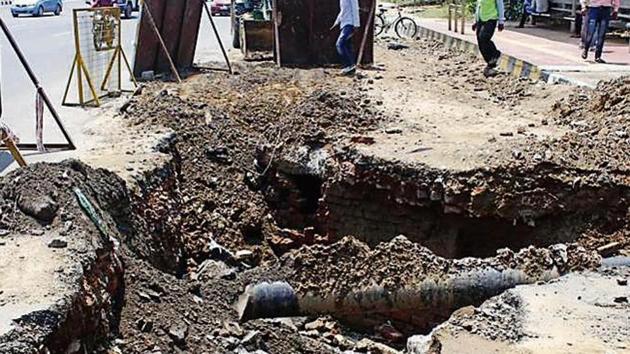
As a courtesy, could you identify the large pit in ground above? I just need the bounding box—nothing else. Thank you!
[1,39,629,353]
[262,148,628,259]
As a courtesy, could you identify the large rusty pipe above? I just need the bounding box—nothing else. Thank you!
[237,267,560,322]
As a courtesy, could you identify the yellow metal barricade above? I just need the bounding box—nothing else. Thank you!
[62,7,137,107]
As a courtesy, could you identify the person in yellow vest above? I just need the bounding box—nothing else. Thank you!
[472,0,505,77]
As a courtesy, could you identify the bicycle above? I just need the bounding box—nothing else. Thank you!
[374,6,418,38]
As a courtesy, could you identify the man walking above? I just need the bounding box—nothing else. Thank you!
[581,0,619,63]
[472,0,505,77]
[332,0,360,75]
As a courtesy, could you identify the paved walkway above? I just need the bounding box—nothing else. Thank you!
[416,18,630,87]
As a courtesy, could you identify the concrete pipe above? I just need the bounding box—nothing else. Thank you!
[237,267,560,322]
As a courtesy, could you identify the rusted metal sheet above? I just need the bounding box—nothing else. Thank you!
[134,0,165,77]
[276,0,374,66]
[133,0,204,77]
[155,0,186,72]
[242,19,273,57]
[177,0,204,67]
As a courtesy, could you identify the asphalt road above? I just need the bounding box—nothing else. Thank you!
[0,0,231,146]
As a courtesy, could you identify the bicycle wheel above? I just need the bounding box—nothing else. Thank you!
[395,17,418,38]
[374,14,385,36]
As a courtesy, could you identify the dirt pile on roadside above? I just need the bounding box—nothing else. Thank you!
[529,76,630,170]
[0,160,127,237]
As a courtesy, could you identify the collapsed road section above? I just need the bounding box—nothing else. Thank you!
[0,38,628,354]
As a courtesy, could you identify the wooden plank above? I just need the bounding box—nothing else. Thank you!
[133,0,167,77]
[156,0,186,72]
[176,0,204,68]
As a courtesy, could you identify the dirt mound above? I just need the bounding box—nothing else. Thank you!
[120,66,384,262]
[282,236,601,297]
[534,76,630,171]
[0,160,127,236]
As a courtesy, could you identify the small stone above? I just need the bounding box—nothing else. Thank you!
[385,127,403,134]
[18,194,58,223]
[304,319,326,331]
[224,321,244,337]
[137,291,152,302]
[168,324,188,345]
[387,42,409,50]
[235,250,254,262]
[30,229,45,236]
[0,229,9,236]
[241,330,263,351]
[613,296,627,303]
[407,334,442,354]
[517,126,526,134]
[617,279,627,286]
[48,237,67,248]
[299,329,320,338]
[333,334,354,349]
[221,336,240,350]
[512,149,523,160]
[145,289,161,301]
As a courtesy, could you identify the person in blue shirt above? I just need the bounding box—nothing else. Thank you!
[331,0,360,75]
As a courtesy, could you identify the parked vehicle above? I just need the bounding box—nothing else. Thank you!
[86,0,138,19]
[115,0,138,19]
[11,0,62,17]
[114,0,139,18]
[211,0,231,16]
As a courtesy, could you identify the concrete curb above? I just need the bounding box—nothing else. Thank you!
[415,26,547,82]
[413,25,586,85]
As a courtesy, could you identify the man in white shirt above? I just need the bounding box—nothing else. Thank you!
[331,0,360,75]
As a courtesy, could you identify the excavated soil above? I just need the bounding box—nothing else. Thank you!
[1,38,629,354]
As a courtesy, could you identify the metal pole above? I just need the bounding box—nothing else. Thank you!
[142,0,182,83]
[272,0,281,66]
[202,0,233,74]
[0,16,75,150]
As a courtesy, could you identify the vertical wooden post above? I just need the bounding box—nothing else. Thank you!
[461,4,465,34]
[454,6,458,33]
[357,0,376,67]
[448,4,452,31]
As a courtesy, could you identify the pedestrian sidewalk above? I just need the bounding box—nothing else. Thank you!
[415,18,630,87]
